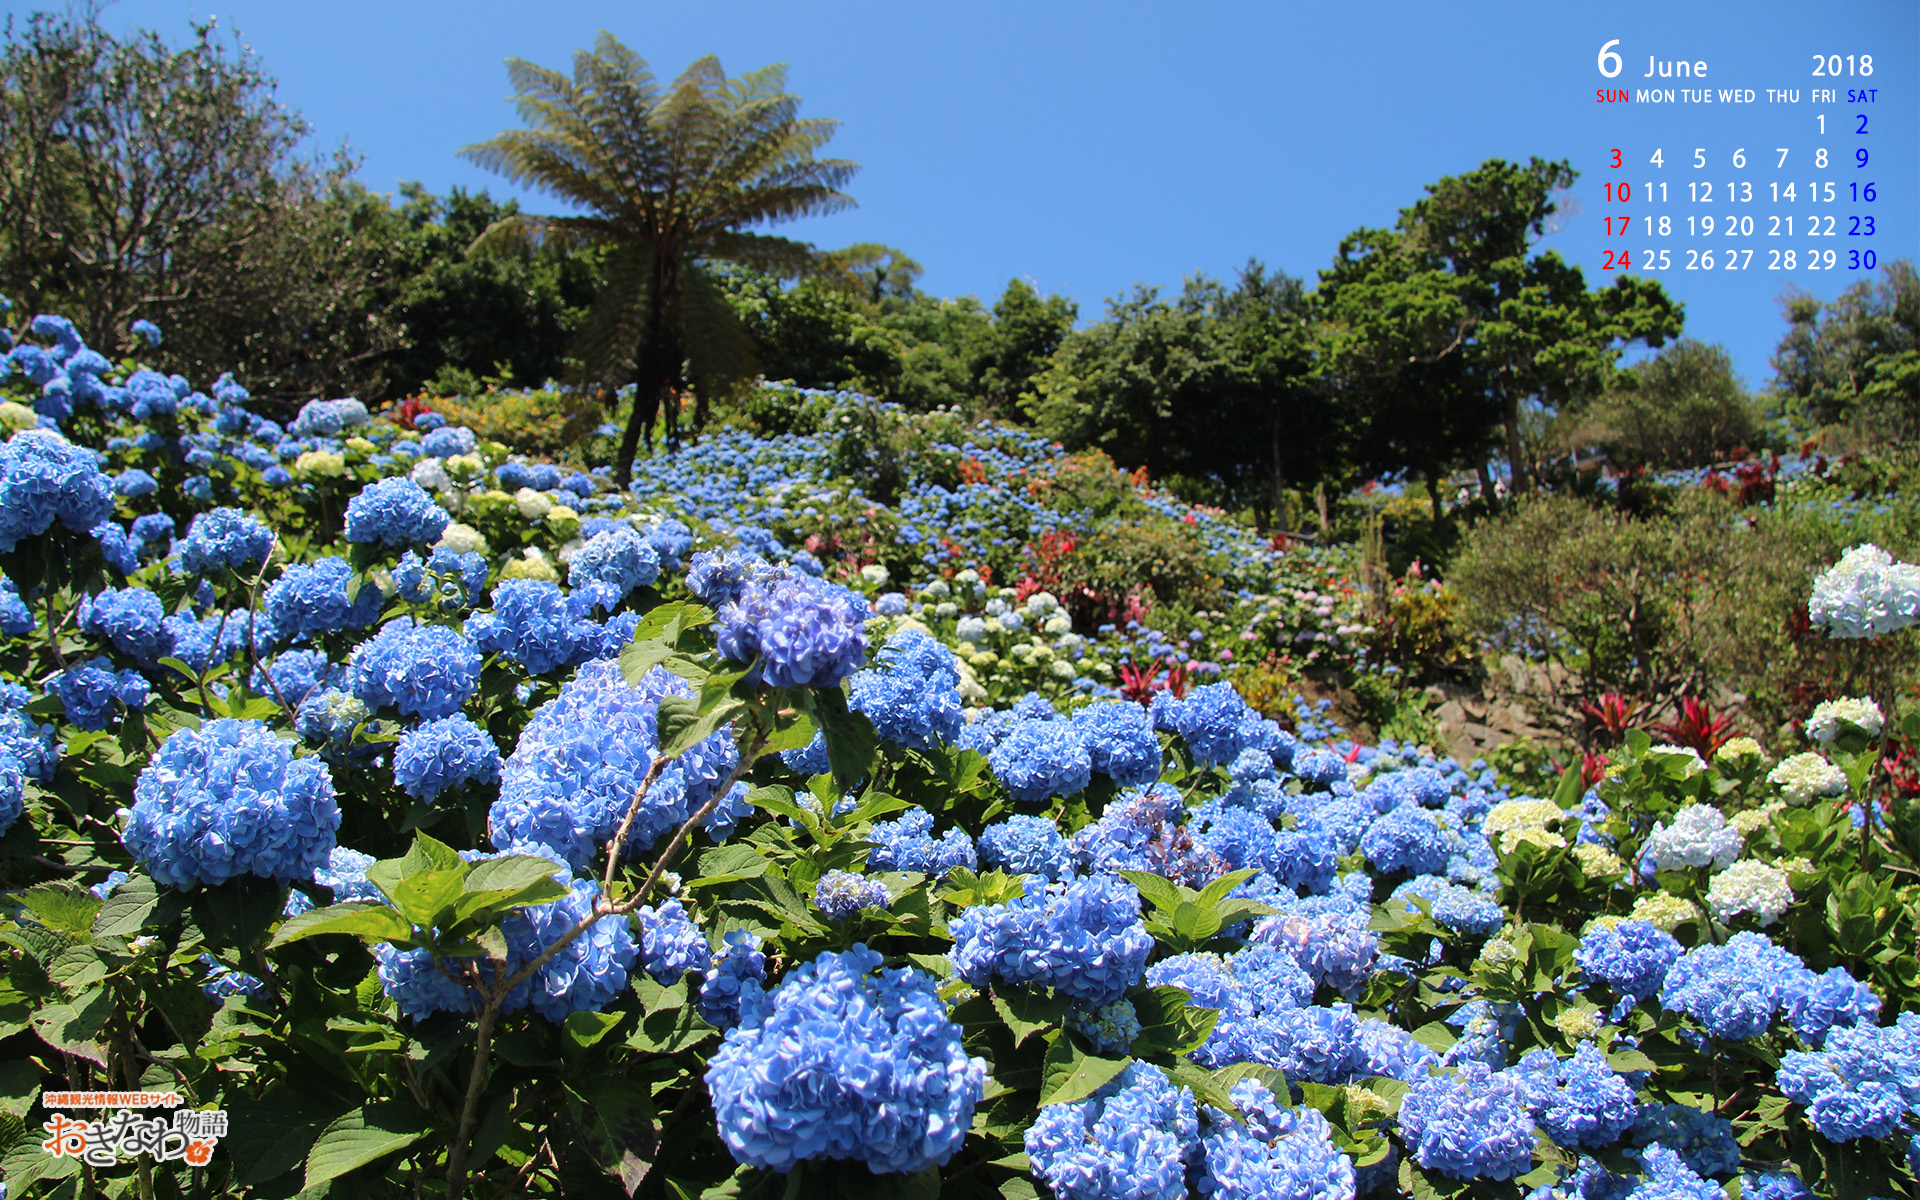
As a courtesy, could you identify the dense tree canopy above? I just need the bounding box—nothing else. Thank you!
[1772,259,1920,444]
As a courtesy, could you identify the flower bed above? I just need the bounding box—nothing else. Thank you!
[1,309,1918,1199]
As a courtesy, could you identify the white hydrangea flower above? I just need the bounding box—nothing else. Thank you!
[934,601,958,619]
[1646,743,1709,776]
[1730,803,1784,836]
[955,616,988,644]
[1705,860,1794,926]
[1641,804,1741,872]
[513,487,553,519]
[1553,1008,1604,1040]
[1806,696,1885,744]
[1767,752,1848,805]
[859,563,889,587]
[1483,799,1567,853]
[410,457,452,493]
[1808,543,1920,638]
[923,580,952,600]
[1048,660,1077,680]
[1043,613,1073,636]
[1627,892,1698,931]
[1477,935,1519,966]
[953,568,980,585]
[1573,844,1625,876]
[294,449,346,479]
[1714,736,1767,766]
[1023,590,1061,618]
[434,522,488,556]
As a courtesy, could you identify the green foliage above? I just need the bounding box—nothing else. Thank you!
[1563,339,1768,469]
[1024,265,1327,525]
[426,386,603,458]
[1773,259,1919,444]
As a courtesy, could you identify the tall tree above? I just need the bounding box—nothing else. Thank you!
[1320,158,1682,493]
[0,9,405,400]
[462,34,857,483]
[1772,258,1919,444]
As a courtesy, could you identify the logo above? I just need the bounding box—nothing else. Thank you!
[38,1092,225,1168]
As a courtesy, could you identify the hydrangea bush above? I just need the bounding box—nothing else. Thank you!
[0,307,1917,1200]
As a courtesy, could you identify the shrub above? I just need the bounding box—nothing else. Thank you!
[422,386,601,456]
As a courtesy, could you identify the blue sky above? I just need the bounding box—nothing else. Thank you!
[42,0,1920,390]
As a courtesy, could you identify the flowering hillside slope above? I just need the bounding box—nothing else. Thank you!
[1,309,1918,1199]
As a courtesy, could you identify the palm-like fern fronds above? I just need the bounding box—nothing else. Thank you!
[460,32,857,481]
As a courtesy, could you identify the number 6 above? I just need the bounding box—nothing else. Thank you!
[1598,39,1622,78]
[1732,148,1746,168]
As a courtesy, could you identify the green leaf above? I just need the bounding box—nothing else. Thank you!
[303,1103,433,1190]
[270,901,417,948]
[384,868,471,929]
[1550,758,1587,810]
[1038,1033,1129,1107]
[31,988,111,1064]
[798,686,878,790]
[1116,870,1185,914]
[1194,868,1259,908]
[688,843,772,888]
[991,989,1068,1048]
[92,872,163,937]
[223,1087,349,1185]
[465,853,564,895]
[657,692,746,759]
[574,1078,659,1195]
[19,882,102,934]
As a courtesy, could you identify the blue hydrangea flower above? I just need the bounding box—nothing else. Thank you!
[1626,1102,1740,1179]
[200,956,268,1003]
[420,424,477,458]
[467,579,589,676]
[686,547,766,608]
[0,574,37,636]
[1071,700,1163,787]
[124,718,340,889]
[0,429,115,553]
[348,618,481,721]
[1361,805,1454,876]
[705,945,986,1174]
[131,318,162,347]
[698,930,769,1031]
[1627,1145,1727,1200]
[1158,682,1259,768]
[848,628,963,750]
[1069,999,1144,1056]
[492,661,735,869]
[1024,1061,1196,1200]
[343,476,450,547]
[1357,1016,1440,1083]
[294,687,369,748]
[1193,1077,1356,1200]
[645,517,693,571]
[393,715,501,802]
[568,526,660,605]
[393,547,488,613]
[815,870,891,921]
[1659,931,1807,1041]
[866,808,977,876]
[1514,1043,1637,1151]
[1778,964,1879,1047]
[1250,905,1381,997]
[988,719,1093,804]
[79,586,172,661]
[0,750,24,838]
[1577,920,1683,1002]
[713,566,869,690]
[177,507,274,575]
[978,814,1074,880]
[950,873,1153,1007]
[50,657,149,730]
[636,898,712,983]
[1739,1171,1814,1200]
[380,870,636,1023]
[782,731,831,776]
[290,396,369,438]
[264,556,384,642]
[251,650,342,708]
[1775,1013,1920,1142]
[1397,1062,1537,1181]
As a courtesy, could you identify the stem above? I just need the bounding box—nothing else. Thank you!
[443,728,769,1200]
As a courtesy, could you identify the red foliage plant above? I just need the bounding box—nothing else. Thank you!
[1648,696,1741,758]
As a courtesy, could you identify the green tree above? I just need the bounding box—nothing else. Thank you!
[1319,157,1683,493]
[462,34,857,483]
[1567,339,1764,469]
[1024,263,1325,523]
[1772,258,1919,444]
[382,184,603,398]
[0,9,406,400]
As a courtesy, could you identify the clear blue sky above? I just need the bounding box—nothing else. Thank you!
[35,0,1920,391]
